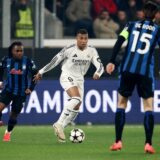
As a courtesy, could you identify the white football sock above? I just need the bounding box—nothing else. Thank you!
[56,107,70,126]
[62,109,79,128]
[56,97,81,127]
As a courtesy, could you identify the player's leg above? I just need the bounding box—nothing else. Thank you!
[53,86,81,142]
[116,94,127,142]
[143,97,155,153]
[3,95,26,142]
[110,94,127,151]
[0,91,12,127]
[110,72,135,151]
[3,111,18,142]
[61,80,83,129]
[143,98,154,143]
[0,102,6,126]
[53,74,82,142]
[61,86,82,128]
[143,98,155,154]
[138,76,155,154]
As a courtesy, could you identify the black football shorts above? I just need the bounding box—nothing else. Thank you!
[118,72,154,98]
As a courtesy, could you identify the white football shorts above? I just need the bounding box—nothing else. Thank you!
[60,73,84,98]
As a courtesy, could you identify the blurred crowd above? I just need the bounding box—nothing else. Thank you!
[11,0,160,39]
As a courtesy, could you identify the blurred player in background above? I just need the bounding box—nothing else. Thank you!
[106,1,160,154]
[34,29,104,142]
[0,41,38,142]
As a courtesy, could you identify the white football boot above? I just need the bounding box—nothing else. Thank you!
[53,122,66,142]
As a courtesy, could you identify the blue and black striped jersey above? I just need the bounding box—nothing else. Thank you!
[0,56,38,96]
[119,20,160,78]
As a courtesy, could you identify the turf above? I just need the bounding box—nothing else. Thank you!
[0,125,160,160]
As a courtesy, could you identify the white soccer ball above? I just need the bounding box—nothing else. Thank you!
[69,128,85,143]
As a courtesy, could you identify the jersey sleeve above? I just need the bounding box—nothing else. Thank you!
[91,48,104,77]
[119,22,131,40]
[109,23,130,64]
[39,47,67,75]
[0,56,7,81]
[28,58,38,91]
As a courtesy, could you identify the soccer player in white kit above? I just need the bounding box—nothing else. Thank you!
[33,29,104,142]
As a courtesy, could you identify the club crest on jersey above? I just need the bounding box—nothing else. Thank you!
[7,64,10,68]
[73,54,78,57]
[22,65,26,70]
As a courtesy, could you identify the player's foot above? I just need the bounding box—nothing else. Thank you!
[144,143,155,154]
[110,141,122,151]
[53,122,66,142]
[0,120,3,127]
[3,131,11,142]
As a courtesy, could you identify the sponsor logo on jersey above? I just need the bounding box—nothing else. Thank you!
[10,68,23,75]
[22,65,26,70]
[72,59,90,65]
[73,54,78,57]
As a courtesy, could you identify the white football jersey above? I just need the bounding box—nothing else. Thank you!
[39,44,104,79]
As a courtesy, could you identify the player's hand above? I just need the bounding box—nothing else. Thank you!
[93,73,100,80]
[0,82,3,89]
[33,73,42,83]
[106,63,115,75]
[25,88,32,95]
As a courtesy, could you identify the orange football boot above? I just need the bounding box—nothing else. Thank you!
[3,132,11,142]
[144,143,155,154]
[110,141,122,151]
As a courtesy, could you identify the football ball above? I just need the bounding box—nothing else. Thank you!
[69,128,85,143]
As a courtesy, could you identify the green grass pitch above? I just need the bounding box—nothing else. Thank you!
[0,125,160,160]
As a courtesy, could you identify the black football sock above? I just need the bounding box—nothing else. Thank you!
[144,111,154,145]
[115,108,125,142]
[7,118,17,132]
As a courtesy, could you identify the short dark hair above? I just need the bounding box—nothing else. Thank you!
[143,1,159,19]
[8,41,23,58]
[76,29,88,35]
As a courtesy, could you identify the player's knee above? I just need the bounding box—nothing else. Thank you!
[143,98,153,111]
[118,97,128,108]
[144,106,153,112]
[71,96,82,109]
[118,94,128,109]
[66,96,82,110]
[72,96,82,104]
